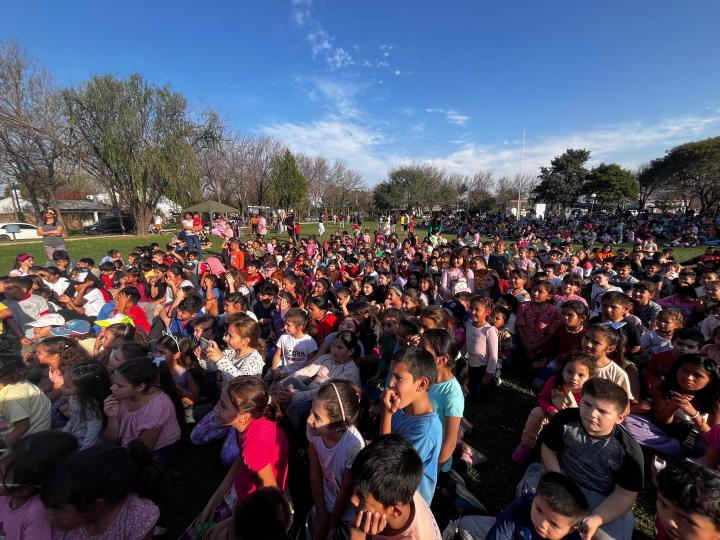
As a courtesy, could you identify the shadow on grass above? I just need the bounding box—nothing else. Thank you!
[161,377,658,538]
[452,376,656,538]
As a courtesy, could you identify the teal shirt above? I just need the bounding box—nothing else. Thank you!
[429,377,465,472]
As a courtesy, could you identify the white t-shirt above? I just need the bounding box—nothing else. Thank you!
[44,277,70,296]
[83,288,107,318]
[182,218,196,234]
[595,360,634,400]
[307,425,365,521]
[276,333,318,374]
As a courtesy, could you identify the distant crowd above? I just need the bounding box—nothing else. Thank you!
[0,206,719,540]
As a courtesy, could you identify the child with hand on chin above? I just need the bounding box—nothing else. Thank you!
[380,347,442,505]
[349,434,441,540]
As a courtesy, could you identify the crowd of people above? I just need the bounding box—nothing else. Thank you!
[1,208,720,540]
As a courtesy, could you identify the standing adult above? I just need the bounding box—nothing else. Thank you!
[285,213,295,241]
[181,212,203,259]
[36,208,67,260]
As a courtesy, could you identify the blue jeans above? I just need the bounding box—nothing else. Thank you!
[184,233,203,259]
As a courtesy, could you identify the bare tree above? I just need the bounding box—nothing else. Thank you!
[0,39,72,223]
[325,160,365,214]
[296,153,330,210]
[242,135,283,206]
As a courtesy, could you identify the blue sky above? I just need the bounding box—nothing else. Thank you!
[2,1,719,185]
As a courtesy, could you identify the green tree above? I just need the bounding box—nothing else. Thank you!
[64,74,217,234]
[640,137,720,213]
[379,164,444,212]
[583,163,639,210]
[531,149,590,207]
[267,149,307,211]
[372,180,399,212]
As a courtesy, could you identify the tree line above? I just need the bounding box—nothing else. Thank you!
[0,39,367,233]
[2,38,718,236]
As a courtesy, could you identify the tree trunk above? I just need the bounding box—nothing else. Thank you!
[133,204,153,236]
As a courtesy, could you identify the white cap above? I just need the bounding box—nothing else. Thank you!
[28,313,66,327]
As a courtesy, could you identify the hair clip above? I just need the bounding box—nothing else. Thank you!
[153,356,165,367]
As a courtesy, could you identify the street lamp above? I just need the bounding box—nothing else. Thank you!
[590,193,597,215]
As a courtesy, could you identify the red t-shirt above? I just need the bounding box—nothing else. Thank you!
[101,274,115,289]
[228,418,288,508]
[125,305,150,335]
[315,312,339,346]
[643,350,675,394]
[551,325,587,358]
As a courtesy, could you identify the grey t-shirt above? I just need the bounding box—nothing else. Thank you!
[543,408,644,495]
[41,222,65,247]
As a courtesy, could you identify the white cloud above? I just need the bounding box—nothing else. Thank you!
[291,0,353,70]
[379,43,395,57]
[423,113,720,179]
[394,70,401,76]
[425,108,471,126]
[259,111,720,187]
[296,76,362,118]
[260,118,390,181]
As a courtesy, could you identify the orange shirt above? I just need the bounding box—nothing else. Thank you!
[228,250,245,271]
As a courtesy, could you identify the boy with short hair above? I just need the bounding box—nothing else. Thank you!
[631,281,662,327]
[702,300,720,341]
[611,261,639,291]
[252,283,278,340]
[380,347,442,505]
[162,294,203,336]
[488,472,589,540]
[655,458,720,540]
[541,378,643,540]
[350,434,441,540]
[114,286,150,335]
[590,271,622,317]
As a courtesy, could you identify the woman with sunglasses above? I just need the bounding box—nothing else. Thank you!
[37,207,67,260]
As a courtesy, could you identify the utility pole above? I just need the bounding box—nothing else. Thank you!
[517,129,526,220]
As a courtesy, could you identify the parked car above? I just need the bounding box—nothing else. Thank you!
[0,222,39,241]
[83,216,136,235]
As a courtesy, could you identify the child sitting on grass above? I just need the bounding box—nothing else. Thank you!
[349,434,441,540]
[539,378,643,539]
[487,472,589,540]
[380,347,442,505]
[512,353,595,464]
[0,352,51,448]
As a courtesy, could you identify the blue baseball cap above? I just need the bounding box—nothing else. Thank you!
[50,319,92,337]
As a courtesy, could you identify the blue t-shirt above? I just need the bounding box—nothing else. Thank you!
[429,378,464,472]
[486,492,582,540]
[168,312,203,337]
[93,301,116,334]
[391,409,442,505]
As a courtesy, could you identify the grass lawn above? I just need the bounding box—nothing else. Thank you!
[3,221,702,536]
[0,221,708,274]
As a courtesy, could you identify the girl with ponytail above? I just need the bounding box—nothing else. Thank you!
[182,375,289,540]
